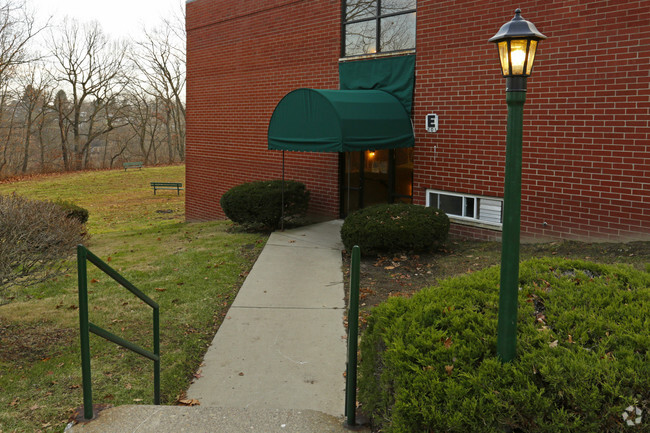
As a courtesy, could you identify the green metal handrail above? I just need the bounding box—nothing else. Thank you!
[345,245,360,428]
[77,244,160,420]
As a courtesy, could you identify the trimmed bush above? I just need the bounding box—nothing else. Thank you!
[220,180,310,230]
[358,258,650,432]
[341,203,449,255]
[54,199,89,224]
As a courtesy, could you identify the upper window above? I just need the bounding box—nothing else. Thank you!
[343,0,416,57]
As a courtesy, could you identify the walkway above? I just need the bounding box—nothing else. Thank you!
[69,220,367,432]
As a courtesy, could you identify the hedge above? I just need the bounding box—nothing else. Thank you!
[341,203,449,255]
[220,180,310,230]
[54,199,89,224]
[358,258,650,432]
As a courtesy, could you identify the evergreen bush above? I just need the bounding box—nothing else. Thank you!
[220,180,310,230]
[341,203,449,255]
[358,258,650,432]
[54,199,89,224]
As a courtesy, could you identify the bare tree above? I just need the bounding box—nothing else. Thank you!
[0,83,22,177]
[35,85,55,172]
[0,0,47,176]
[53,88,70,170]
[49,19,131,170]
[0,0,46,83]
[130,13,185,162]
[16,63,50,172]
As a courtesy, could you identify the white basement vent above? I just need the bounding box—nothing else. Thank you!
[426,190,503,226]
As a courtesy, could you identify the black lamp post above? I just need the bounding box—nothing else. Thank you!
[489,9,546,362]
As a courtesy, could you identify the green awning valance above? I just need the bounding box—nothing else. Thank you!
[268,88,414,152]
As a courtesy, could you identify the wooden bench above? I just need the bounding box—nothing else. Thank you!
[123,162,143,171]
[151,182,183,195]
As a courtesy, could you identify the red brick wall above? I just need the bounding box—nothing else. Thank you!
[413,0,650,241]
[186,0,650,241]
[185,0,341,221]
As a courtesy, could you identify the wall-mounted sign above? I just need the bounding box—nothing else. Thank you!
[426,114,438,133]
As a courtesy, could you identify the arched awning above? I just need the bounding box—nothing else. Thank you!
[268,88,414,152]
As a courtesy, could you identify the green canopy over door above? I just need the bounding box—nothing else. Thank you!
[267,88,414,152]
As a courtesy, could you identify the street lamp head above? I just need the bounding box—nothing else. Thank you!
[489,9,547,91]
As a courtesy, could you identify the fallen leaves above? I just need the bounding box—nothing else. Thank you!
[178,398,200,406]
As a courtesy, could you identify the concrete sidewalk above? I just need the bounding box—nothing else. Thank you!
[187,219,347,414]
[70,220,366,432]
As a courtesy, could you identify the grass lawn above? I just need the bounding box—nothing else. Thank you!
[0,166,268,432]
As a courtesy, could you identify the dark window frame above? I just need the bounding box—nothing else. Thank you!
[341,0,417,58]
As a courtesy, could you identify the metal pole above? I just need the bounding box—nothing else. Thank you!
[496,90,527,362]
[77,245,94,420]
[153,306,161,405]
[345,245,360,427]
[281,150,285,231]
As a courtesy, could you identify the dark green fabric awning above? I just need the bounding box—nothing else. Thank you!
[339,55,416,116]
[268,88,414,152]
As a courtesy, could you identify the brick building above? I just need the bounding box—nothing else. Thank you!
[185,0,650,241]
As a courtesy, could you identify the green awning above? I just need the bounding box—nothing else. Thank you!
[268,88,414,152]
[339,55,416,116]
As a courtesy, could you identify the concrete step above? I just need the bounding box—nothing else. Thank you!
[67,405,371,433]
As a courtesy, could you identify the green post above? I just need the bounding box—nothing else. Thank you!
[153,307,160,405]
[77,245,94,420]
[496,90,527,362]
[345,245,360,427]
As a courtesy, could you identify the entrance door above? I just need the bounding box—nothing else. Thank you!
[340,148,413,217]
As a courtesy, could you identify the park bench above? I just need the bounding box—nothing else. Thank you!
[123,162,143,171]
[151,182,183,195]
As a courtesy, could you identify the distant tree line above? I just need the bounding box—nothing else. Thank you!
[0,0,185,179]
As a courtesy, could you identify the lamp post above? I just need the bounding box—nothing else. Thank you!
[489,9,546,362]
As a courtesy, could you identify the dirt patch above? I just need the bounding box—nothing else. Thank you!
[0,319,76,363]
[343,238,650,319]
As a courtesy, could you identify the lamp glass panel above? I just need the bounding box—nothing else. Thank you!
[498,41,509,76]
[509,39,528,75]
[525,40,538,75]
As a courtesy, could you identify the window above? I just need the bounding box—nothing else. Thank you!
[343,0,416,57]
[426,190,503,226]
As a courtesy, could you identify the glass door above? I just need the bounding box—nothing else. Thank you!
[340,148,413,217]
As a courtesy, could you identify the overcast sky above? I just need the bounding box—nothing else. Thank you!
[28,0,185,40]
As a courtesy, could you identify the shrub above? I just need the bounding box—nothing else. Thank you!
[220,180,310,230]
[341,203,449,255]
[0,194,88,293]
[54,199,89,224]
[358,258,650,432]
